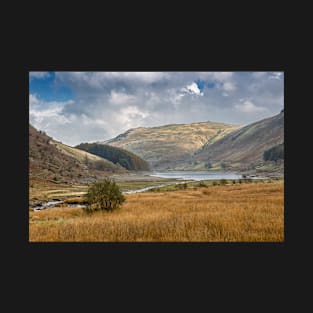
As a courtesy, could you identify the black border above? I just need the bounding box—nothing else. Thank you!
[8,37,297,277]
[3,5,306,307]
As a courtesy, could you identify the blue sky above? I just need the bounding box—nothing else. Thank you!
[29,71,284,146]
[30,72,74,101]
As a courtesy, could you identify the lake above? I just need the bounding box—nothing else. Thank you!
[149,171,242,181]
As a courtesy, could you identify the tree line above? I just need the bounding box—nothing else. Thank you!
[263,143,284,162]
[76,143,150,171]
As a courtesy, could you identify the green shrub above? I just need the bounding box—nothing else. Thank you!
[177,183,188,190]
[84,178,125,213]
[198,181,207,188]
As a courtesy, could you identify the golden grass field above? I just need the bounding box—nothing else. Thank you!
[29,180,284,242]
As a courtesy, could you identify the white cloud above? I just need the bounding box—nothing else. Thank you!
[182,82,203,96]
[223,81,236,91]
[119,106,148,124]
[269,72,283,80]
[110,90,136,105]
[29,94,73,112]
[29,72,50,79]
[30,72,284,145]
[197,72,236,93]
[211,72,233,80]
[30,106,67,123]
[103,106,150,135]
[55,72,169,90]
[252,72,267,78]
[29,94,78,143]
[125,72,169,83]
[197,72,233,81]
[29,95,72,125]
[235,100,267,113]
[29,94,41,107]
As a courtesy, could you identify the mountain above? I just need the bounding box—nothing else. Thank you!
[29,125,126,184]
[75,143,150,171]
[192,111,284,172]
[102,121,240,169]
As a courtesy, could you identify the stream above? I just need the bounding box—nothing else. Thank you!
[31,181,191,211]
[31,171,248,211]
[32,201,87,211]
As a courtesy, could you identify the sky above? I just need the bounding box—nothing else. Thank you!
[29,71,284,146]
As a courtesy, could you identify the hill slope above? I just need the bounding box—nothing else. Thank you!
[75,143,150,171]
[29,125,126,184]
[102,121,240,169]
[193,111,284,171]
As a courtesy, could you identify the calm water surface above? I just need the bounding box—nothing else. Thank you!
[150,171,242,181]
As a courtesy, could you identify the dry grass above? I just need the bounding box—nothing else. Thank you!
[107,122,240,164]
[29,180,88,202]
[29,181,284,242]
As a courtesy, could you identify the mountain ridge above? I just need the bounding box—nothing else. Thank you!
[190,110,284,172]
[100,111,283,173]
[102,121,241,169]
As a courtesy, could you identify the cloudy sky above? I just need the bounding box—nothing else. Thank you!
[29,71,284,146]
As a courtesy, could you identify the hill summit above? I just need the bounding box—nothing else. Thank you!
[102,121,240,169]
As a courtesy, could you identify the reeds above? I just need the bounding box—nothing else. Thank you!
[29,181,284,242]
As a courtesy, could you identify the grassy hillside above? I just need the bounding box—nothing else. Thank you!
[193,111,284,172]
[51,141,112,163]
[103,121,240,169]
[29,125,126,185]
[75,143,150,171]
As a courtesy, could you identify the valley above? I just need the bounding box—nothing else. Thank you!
[28,71,285,243]
[100,111,284,173]
[29,111,284,242]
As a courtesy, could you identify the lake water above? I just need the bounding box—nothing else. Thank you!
[150,171,242,181]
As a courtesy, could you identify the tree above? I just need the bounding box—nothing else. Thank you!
[84,178,125,213]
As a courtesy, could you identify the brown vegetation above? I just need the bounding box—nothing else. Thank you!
[29,181,284,242]
[29,125,125,185]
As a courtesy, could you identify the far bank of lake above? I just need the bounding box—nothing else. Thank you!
[149,171,242,181]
